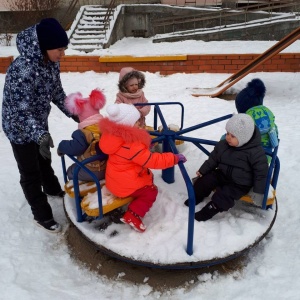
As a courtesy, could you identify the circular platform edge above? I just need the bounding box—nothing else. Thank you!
[64,199,277,270]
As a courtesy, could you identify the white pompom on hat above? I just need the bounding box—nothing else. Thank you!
[225,113,255,147]
[106,103,141,127]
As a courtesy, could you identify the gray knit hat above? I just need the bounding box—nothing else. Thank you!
[225,114,255,147]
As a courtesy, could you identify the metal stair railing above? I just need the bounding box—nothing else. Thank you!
[61,0,79,30]
[153,0,298,34]
[103,0,117,38]
[156,0,296,25]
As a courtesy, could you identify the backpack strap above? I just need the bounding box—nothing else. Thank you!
[79,130,105,171]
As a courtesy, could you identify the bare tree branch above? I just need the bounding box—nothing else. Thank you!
[4,0,61,11]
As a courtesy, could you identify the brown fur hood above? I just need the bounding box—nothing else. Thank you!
[118,70,146,93]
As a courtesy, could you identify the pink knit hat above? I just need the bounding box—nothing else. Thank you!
[65,88,106,122]
[119,67,135,81]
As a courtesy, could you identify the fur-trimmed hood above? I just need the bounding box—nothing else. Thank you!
[99,117,151,153]
[118,69,146,93]
[99,117,177,198]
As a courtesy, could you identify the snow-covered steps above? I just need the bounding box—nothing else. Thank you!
[68,5,115,53]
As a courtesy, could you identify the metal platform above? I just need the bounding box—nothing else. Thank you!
[64,194,277,269]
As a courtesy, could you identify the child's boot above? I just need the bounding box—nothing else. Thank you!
[184,197,203,207]
[195,201,221,221]
[120,209,146,232]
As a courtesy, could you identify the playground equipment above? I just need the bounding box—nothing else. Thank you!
[190,26,300,97]
[62,102,280,269]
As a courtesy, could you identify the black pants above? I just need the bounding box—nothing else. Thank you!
[193,169,251,211]
[11,142,62,222]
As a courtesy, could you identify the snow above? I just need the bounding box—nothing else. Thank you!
[2,33,300,58]
[1,36,300,299]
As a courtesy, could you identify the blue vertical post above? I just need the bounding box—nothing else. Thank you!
[162,135,175,184]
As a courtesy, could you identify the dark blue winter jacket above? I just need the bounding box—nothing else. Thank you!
[2,24,71,144]
[199,127,268,194]
[58,129,106,158]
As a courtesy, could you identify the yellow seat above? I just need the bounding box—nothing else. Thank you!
[240,189,276,206]
[81,193,133,217]
[65,180,133,217]
[64,180,98,198]
[145,125,158,141]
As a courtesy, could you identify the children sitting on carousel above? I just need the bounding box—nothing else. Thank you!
[57,88,107,182]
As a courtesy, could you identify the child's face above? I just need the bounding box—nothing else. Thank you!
[125,77,139,93]
[225,132,239,147]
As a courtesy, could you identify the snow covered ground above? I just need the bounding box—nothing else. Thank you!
[1,36,300,299]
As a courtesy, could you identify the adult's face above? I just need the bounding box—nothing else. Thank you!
[47,47,67,62]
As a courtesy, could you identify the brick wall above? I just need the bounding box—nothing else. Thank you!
[0,56,13,73]
[1,53,299,74]
[60,53,300,74]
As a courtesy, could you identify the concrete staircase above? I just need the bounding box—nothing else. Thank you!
[68,5,115,52]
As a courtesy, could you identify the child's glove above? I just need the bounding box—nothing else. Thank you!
[248,191,264,206]
[175,153,187,163]
[57,149,64,157]
[38,133,54,160]
[192,175,201,184]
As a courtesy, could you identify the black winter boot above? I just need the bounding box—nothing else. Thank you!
[184,197,204,207]
[44,190,65,198]
[195,201,220,222]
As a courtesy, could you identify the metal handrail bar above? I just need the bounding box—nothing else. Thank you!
[155,0,294,24]
[103,0,117,37]
[153,1,297,29]
[61,0,79,29]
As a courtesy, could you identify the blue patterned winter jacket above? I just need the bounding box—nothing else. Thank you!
[2,24,71,144]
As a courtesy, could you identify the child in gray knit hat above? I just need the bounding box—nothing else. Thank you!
[185,114,268,221]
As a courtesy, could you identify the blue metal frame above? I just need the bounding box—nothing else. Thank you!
[263,145,280,210]
[61,102,280,257]
[62,155,105,222]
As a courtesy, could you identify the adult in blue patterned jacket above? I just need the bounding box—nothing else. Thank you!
[2,18,77,233]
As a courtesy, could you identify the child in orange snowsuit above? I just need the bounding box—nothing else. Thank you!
[99,103,186,232]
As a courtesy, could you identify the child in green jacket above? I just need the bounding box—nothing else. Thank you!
[235,78,279,159]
